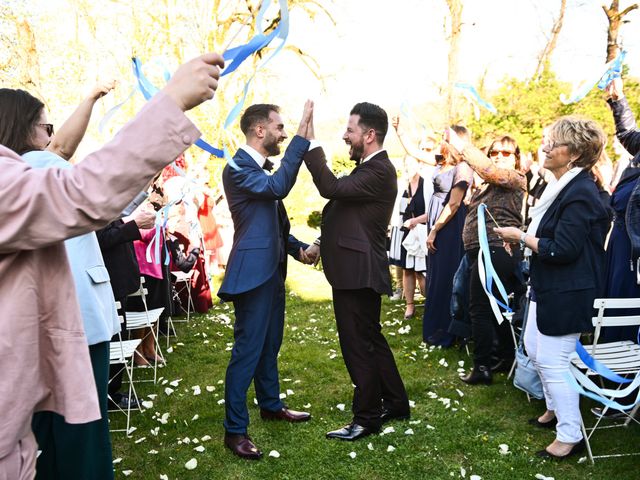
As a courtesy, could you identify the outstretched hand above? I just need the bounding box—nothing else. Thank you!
[392,115,400,131]
[163,53,225,112]
[605,77,624,101]
[296,100,314,139]
[89,80,116,101]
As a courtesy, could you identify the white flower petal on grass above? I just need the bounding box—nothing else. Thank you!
[201,435,212,442]
[160,475,169,480]
[336,403,346,411]
[112,458,122,464]
[367,442,374,451]
[148,449,158,455]
[458,360,465,367]
[169,379,182,387]
[460,467,466,478]
[404,428,414,435]
[217,399,225,405]
[206,386,215,392]
[279,393,287,399]
[409,400,416,408]
[348,451,357,459]
[134,437,146,444]
[499,444,509,455]
[304,403,311,408]
[184,458,197,470]
[159,413,170,424]
[150,427,160,436]
[387,445,396,452]
[194,446,205,453]
[269,450,280,458]
[164,387,174,396]
[142,401,154,409]
[438,358,449,367]
[192,386,201,396]
[382,426,395,434]
[470,475,482,480]
[286,389,294,395]
[122,470,133,476]
[535,475,555,480]
[217,380,224,385]
[191,414,199,421]
[147,394,158,400]
[166,346,174,353]
[426,424,435,430]
[127,427,137,435]
[456,389,465,398]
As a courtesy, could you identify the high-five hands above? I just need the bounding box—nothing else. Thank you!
[296,100,315,140]
[163,53,225,112]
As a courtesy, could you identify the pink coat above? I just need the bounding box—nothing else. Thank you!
[0,93,200,457]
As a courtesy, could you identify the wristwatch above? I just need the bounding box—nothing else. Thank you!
[519,232,528,250]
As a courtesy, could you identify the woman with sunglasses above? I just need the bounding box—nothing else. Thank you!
[447,134,526,385]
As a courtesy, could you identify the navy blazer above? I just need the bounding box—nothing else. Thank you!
[530,170,610,336]
[218,136,310,301]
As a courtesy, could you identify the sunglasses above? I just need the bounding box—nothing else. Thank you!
[38,123,54,136]
[489,150,514,157]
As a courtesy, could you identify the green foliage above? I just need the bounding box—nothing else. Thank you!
[467,70,640,157]
[306,210,322,229]
[331,153,356,176]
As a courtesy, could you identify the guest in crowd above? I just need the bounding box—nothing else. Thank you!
[454,135,526,385]
[0,52,224,480]
[420,127,473,347]
[496,116,610,459]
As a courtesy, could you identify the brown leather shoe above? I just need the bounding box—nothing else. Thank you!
[224,433,262,460]
[260,407,311,422]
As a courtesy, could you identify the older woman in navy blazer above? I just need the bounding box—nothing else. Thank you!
[496,116,610,460]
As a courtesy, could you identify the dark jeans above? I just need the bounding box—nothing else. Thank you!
[468,247,523,367]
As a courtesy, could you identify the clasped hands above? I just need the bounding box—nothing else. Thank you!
[298,244,320,266]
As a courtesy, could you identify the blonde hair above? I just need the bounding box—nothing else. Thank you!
[550,116,606,170]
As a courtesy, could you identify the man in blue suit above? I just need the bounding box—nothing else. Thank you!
[218,102,314,459]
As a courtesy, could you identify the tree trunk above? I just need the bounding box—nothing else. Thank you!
[15,18,40,89]
[603,0,638,62]
[533,0,566,80]
[445,0,463,124]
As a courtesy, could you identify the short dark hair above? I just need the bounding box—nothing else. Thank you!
[240,104,280,136]
[350,102,388,144]
[0,88,45,155]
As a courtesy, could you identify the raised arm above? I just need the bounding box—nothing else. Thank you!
[47,81,116,160]
[392,116,436,165]
[461,144,526,191]
[606,78,640,157]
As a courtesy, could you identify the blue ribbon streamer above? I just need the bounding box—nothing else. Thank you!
[454,83,497,115]
[575,339,632,384]
[477,204,512,313]
[560,50,626,105]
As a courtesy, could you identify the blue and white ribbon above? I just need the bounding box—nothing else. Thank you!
[454,83,497,118]
[477,204,513,324]
[560,50,626,105]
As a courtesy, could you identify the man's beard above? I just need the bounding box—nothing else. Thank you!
[264,133,281,157]
[348,141,364,162]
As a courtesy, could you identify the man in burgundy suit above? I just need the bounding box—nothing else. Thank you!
[304,102,410,441]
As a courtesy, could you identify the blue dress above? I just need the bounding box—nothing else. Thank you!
[422,164,472,346]
[602,168,640,343]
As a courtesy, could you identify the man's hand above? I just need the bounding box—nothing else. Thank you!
[133,208,156,229]
[298,246,313,265]
[304,244,320,266]
[89,80,116,101]
[296,100,314,139]
[163,53,224,112]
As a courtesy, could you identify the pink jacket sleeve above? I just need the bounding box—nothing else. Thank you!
[0,93,201,253]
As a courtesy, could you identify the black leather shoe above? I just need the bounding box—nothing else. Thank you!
[460,365,492,385]
[528,416,557,429]
[380,409,410,424]
[326,423,378,441]
[224,433,262,460]
[535,439,585,460]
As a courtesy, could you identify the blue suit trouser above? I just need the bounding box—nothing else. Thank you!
[224,269,286,434]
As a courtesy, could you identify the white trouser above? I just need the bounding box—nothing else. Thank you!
[524,300,582,443]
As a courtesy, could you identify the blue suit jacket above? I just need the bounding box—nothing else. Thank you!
[218,136,310,300]
[530,170,610,336]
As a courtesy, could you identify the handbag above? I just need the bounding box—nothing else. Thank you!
[513,288,544,400]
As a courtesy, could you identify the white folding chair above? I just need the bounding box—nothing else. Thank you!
[108,301,142,436]
[568,297,640,463]
[171,270,195,323]
[126,277,165,384]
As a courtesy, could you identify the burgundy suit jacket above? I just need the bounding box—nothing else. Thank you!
[304,148,396,295]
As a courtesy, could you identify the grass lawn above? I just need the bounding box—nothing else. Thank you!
[111,257,638,479]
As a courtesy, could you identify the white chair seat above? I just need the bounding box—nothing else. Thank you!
[109,339,142,364]
[572,340,640,375]
[125,308,164,330]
